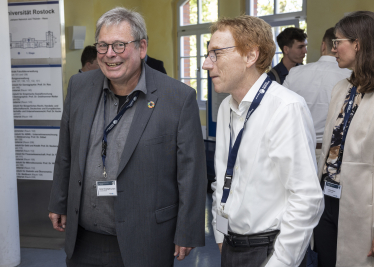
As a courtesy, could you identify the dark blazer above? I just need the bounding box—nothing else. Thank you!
[48,65,206,266]
[146,55,167,74]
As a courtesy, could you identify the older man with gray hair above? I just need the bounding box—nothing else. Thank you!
[48,7,206,267]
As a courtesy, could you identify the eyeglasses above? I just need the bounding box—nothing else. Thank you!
[204,46,237,62]
[332,39,350,49]
[93,40,139,54]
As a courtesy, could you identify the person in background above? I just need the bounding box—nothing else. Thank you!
[203,15,323,267]
[79,45,99,73]
[145,36,167,74]
[283,27,351,162]
[268,27,307,84]
[314,11,374,267]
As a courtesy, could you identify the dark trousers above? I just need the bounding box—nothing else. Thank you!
[314,194,339,267]
[66,225,125,267]
[221,234,307,267]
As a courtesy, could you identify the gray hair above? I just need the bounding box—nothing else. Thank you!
[95,7,147,48]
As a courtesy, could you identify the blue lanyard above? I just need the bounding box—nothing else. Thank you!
[101,91,140,178]
[221,77,272,205]
[336,86,357,174]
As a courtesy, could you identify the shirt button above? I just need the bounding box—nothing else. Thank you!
[94,223,97,226]
[114,102,118,106]
[97,164,101,167]
[93,204,96,208]
[235,165,239,170]
[240,117,244,122]
[78,180,81,186]
[93,184,96,188]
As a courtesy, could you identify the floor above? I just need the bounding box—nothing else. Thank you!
[16,193,221,267]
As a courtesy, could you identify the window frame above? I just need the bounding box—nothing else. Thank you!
[177,0,219,109]
[246,0,307,22]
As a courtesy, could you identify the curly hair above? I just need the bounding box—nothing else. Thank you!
[210,15,276,73]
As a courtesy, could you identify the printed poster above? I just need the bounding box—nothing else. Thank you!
[14,127,59,180]
[12,65,63,120]
[8,1,61,59]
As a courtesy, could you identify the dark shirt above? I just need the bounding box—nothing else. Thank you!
[114,94,128,113]
[268,59,300,85]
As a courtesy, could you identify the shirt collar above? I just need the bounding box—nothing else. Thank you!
[229,73,268,116]
[103,63,148,97]
[276,59,289,76]
[318,55,338,63]
[275,59,302,76]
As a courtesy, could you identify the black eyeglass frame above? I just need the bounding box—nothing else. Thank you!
[93,40,139,54]
[204,46,237,62]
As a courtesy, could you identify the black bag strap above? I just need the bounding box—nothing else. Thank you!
[269,68,281,84]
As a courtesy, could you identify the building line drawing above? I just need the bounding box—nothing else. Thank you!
[10,31,57,49]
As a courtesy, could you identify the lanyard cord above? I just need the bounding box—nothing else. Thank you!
[221,77,272,205]
[335,86,357,175]
[101,91,140,178]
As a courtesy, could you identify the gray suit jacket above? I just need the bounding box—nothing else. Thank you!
[48,65,207,266]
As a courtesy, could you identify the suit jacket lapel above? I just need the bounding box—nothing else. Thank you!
[116,66,158,177]
[79,71,105,177]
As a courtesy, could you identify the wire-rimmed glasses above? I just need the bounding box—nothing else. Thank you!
[204,46,237,62]
[332,39,350,49]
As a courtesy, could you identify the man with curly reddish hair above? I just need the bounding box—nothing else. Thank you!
[203,15,324,267]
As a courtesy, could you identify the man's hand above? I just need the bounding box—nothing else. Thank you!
[174,245,194,261]
[218,243,223,253]
[49,212,67,232]
[368,238,374,257]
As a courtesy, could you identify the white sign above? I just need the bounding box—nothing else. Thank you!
[12,66,63,120]
[14,127,59,180]
[8,2,61,59]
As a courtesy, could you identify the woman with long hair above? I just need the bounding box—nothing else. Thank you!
[314,11,374,267]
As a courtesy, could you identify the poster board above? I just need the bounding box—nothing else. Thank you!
[8,0,64,180]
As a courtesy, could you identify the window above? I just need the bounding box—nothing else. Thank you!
[247,0,307,66]
[248,0,306,19]
[249,0,304,17]
[177,0,218,108]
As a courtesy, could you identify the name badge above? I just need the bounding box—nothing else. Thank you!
[96,180,117,196]
[216,214,229,235]
[324,181,342,199]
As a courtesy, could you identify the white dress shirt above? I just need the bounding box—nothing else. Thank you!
[212,73,324,267]
[283,56,351,143]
